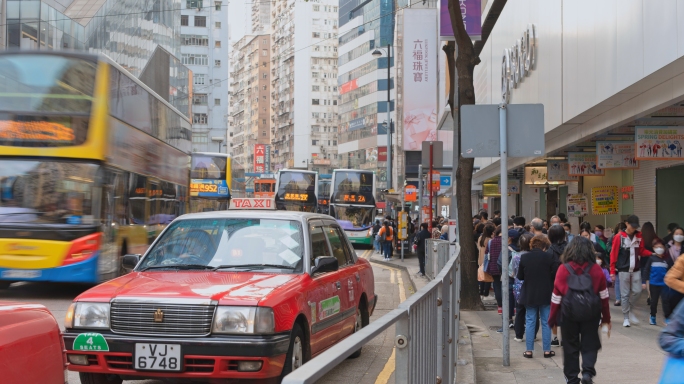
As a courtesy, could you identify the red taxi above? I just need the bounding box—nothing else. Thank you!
[62,198,377,383]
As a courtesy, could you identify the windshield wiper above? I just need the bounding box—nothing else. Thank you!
[212,264,297,271]
[139,264,214,272]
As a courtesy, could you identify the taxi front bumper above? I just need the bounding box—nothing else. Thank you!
[63,330,290,381]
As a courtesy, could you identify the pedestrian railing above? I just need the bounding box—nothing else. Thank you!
[426,239,451,280]
[282,243,462,384]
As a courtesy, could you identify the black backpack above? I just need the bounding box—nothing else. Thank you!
[561,263,602,323]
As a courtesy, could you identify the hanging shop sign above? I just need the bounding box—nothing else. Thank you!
[567,194,589,217]
[568,152,604,176]
[524,166,564,185]
[254,144,266,173]
[483,183,500,196]
[621,186,634,200]
[547,160,579,182]
[501,24,536,103]
[635,127,684,160]
[498,179,520,194]
[596,141,638,169]
[591,186,619,215]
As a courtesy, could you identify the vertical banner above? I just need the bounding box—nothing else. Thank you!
[566,194,589,217]
[591,186,619,215]
[403,9,438,151]
[265,145,271,173]
[635,127,684,160]
[440,0,481,38]
[596,141,638,169]
[568,152,604,176]
[254,144,266,173]
[547,160,579,182]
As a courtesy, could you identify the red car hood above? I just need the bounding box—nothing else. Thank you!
[77,272,300,306]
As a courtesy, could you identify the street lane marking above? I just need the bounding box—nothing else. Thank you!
[374,266,407,384]
[390,269,395,284]
[375,349,396,384]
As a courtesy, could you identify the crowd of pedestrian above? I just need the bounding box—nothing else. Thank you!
[473,211,684,384]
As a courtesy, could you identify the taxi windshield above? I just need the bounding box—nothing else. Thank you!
[140,218,305,272]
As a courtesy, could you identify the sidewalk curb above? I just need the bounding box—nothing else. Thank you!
[367,254,418,292]
[456,319,476,384]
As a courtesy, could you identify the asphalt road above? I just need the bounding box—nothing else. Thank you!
[0,248,411,384]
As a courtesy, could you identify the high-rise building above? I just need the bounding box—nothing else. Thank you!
[271,0,339,173]
[182,0,229,153]
[251,0,271,34]
[229,34,272,173]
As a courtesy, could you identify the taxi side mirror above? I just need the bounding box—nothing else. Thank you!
[122,254,141,271]
[312,256,338,275]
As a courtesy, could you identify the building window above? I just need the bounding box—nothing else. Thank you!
[193,113,208,124]
[215,21,221,28]
[262,130,267,136]
[187,0,202,8]
[262,73,267,79]
[313,5,319,11]
[312,140,317,145]
[312,32,320,38]
[181,34,208,46]
[312,112,319,118]
[263,62,267,67]
[181,15,189,26]
[262,49,267,56]
[333,140,337,145]
[194,74,206,85]
[333,100,337,105]
[182,54,208,65]
[312,72,319,78]
[312,85,319,91]
[215,59,221,66]
[192,134,208,143]
[262,85,267,90]
[262,119,267,124]
[262,39,267,45]
[193,94,208,105]
[312,99,319,105]
[215,98,221,105]
[215,1,222,10]
[215,41,221,48]
[194,16,207,27]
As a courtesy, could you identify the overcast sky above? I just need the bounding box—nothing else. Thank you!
[229,0,249,43]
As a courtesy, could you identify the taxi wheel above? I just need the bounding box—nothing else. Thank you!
[349,307,365,359]
[282,323,307,377]
[79,373,123,384]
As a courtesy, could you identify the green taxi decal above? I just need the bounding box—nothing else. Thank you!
[319,296,341,320]
[73,333,110,352]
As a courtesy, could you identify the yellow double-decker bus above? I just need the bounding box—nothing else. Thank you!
[0,51,191,287]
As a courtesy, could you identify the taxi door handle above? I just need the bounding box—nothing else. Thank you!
[336,282,341,290]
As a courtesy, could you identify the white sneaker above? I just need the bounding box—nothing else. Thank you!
[629,313,640,325]
[623,318,631,327]
[514,337,523,342]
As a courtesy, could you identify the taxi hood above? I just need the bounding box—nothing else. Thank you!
[77,271,300,306]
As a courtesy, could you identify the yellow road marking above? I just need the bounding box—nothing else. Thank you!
[373,265,407,384]
[390,269,395,284]
[374,349,396,384]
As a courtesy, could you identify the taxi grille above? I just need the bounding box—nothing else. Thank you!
[110,303,216,336]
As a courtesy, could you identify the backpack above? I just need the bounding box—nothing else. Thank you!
[561,263,602,323]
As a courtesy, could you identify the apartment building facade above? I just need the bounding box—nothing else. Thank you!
[182,0,229,153]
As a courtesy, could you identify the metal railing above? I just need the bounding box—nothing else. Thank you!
[426,239,451,280]
[282,243,462,384]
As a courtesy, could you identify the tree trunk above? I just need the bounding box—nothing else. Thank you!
[447,0,483,310]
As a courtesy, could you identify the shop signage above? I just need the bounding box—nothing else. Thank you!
[568,152,604,176]
[340,79,358,95]
[567,194,589,217]
[547,160,579,182]
[378,146,387,162]
[591,186,619,215]
[621,186,634,200]
[498,179,520,194]
[313,159,331,165]
[524,166,564,185]
[254,144,266,173]
[483,183,500,196]
[430,170,441,192]
[501,24,536,103]
[596,141,638,169]
[190,179,229,198]
[440,0,481,38]
[349,117,365,131]
[404,185,417,202]
[265,145,271,173]
[635,127,684,160]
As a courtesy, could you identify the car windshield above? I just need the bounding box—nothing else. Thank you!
[140,218,305,272]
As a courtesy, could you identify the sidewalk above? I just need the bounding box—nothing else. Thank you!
[366,248,430,292]
[463,291,667,384]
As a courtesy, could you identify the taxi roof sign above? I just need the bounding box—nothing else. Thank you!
[229,198,276,210]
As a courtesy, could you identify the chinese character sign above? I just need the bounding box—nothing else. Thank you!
[635,127,684,160]
[440,0,482,38]
[568,152,604,176]
[254,144,266,173]
[596,141,638,169]
[591,186,619,215]
[402,9,438,151]
[567,194,588,217]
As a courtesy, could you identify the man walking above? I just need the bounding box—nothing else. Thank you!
[531,217,546,237]
[610,215,653,327]
[414,223,431,277]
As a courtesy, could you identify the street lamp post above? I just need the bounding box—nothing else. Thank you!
[372,45,392,191]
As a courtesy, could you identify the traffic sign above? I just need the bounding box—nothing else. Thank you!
[440,175,451,187]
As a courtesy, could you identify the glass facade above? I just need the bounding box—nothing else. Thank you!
[5,0,188,115]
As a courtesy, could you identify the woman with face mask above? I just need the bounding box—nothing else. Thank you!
[668,227,684,262]
[642,238,675,325]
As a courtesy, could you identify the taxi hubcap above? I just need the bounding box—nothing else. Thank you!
[292,336,303,370]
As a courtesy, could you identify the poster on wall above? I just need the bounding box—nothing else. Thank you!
[440,0,481,38]
[635,127,684,160]
[591,186,619,215]
[566,194,589,217]
[547,161,579,182]
[498,179,520,194]
[568,152,604,176]
[596,141,638,169]
[402,9,438,151]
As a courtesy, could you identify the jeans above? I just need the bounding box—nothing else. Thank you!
[615,277,621,301]
[525,305,551,352]
[373,236,381,252]
[561,317,601,384]
[514,302,539,339]
[619,271,642,317]
[382,241,392,258]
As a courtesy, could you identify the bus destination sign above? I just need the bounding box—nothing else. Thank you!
[190,179,229,198]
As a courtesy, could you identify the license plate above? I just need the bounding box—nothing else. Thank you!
[134,343,181,371]
[2,269,41,279]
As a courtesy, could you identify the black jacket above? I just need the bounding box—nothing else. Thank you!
[517,249,558,306]
[548,241,567,279]
[372,224,381,236]
[415,229,431,253]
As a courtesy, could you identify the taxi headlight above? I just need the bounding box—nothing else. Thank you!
[212,307,275,334]
[67,302,110,329]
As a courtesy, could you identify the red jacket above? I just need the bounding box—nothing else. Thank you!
[610,230,652,275]
[549,261,611,328]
